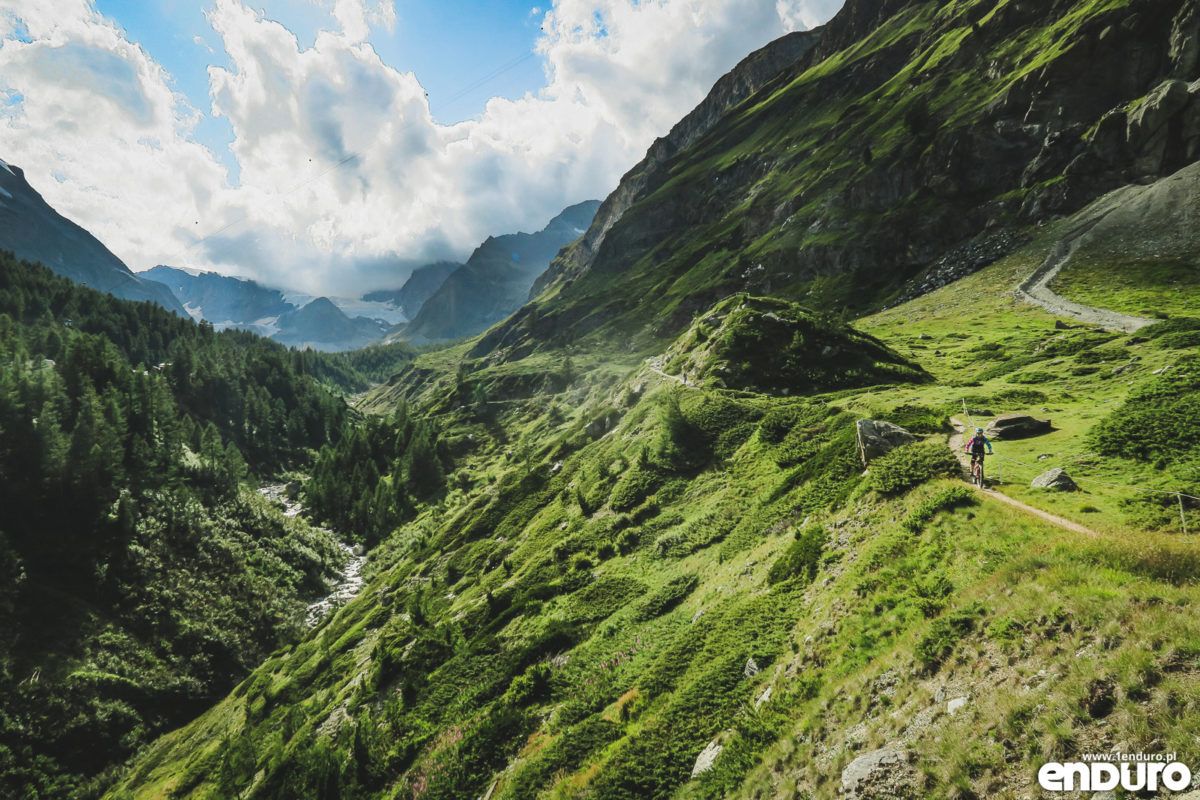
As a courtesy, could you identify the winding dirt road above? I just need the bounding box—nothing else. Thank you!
[1014,218,1155,334]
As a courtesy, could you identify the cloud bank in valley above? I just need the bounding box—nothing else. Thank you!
[0,0,845,295]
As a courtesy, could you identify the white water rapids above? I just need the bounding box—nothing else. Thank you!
[258,484,365,627]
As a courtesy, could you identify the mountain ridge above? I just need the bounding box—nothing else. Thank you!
[397,200,602,345]
[0,160,187,315]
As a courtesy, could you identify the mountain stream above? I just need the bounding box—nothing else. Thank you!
[259,484,365,627]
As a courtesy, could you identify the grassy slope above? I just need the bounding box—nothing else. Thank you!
[106,224,1200,800]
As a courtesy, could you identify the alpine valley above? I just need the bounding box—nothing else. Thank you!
[2,1,1200,800]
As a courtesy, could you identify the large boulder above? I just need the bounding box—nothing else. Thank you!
[840,748,920,800]
[857,420,916,465]
[1031,468,1079,491]
[985,413,1052,439]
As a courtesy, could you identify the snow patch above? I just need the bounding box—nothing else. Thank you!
[0,159,13,176]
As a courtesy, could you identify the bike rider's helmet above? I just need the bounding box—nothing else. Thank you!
[975,427,984,434]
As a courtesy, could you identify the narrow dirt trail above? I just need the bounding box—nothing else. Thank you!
[947,425,1102,538]
[645,356,687,385]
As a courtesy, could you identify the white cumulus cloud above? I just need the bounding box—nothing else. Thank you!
[0,0,844,296]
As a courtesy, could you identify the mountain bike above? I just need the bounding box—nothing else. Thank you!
[970,455,985,488]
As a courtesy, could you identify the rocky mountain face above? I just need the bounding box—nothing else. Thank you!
[0,160,186,315]
[528,30,822,300]
[272,297,388,352]
[476,0,1200,361]
[398,200,601,345]
[145,266,390,351]
[143,265,293,325]
[362,261,460,319]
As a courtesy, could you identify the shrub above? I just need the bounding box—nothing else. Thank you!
[502,664,551,707]
[880,403,947,434]
[1009,370,1056,384]
[634,574,699,621]
[901,486,976,532]
[1141,316,1200,340]
[767,525,827,585]
[870,441,960,495]
[653,393,708,472]
[1091,356,1200,460]
[616,529,641,555]
[653,531,689,558]
[568,577,646,622]
[1157,330,1200,350]
[609,461,661,512]
[914,604,983,673]
[758,403,828,445]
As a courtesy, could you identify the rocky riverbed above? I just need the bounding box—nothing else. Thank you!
[258,484,365,627]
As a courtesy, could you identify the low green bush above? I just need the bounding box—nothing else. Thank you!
[901,486,975,532]
[914,604,983,673]
[1092,355,1200,460]
[879,403,947,434]
[609,460,662,512]
[634,574,699,621]
[870,441,960,495]
[767,525,828,585]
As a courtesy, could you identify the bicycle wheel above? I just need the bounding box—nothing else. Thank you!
[974,462,985,488]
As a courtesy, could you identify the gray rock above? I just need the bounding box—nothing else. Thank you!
[1127,79,1192,174]
[856,419,916,466]
[947,696,970,715]
[841,748,919,800]
[691,738,724,778]
[1128,80,1191,144]
[744,657,761,678]
[1032,468,1079,491]
[985,413,1052,439]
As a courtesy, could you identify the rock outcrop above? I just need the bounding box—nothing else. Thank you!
[857,420,916,465]
[985,414,1052,439]
[1031,468,1080,491]
[690,738,724,778]
[840,748,920,800]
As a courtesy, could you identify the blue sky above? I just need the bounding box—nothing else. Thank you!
[94,0,550,179]
[0,0,843,294]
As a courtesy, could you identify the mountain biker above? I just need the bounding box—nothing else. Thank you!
[965,427,993,472]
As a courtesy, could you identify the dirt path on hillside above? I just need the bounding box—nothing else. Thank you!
[645,356,687,385]
[947,426,1101,538]
[1014,218,1155,333]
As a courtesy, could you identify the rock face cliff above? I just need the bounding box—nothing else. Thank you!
[0,160,186,315]
[476,0,1200,361]
[528,30,822,299]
